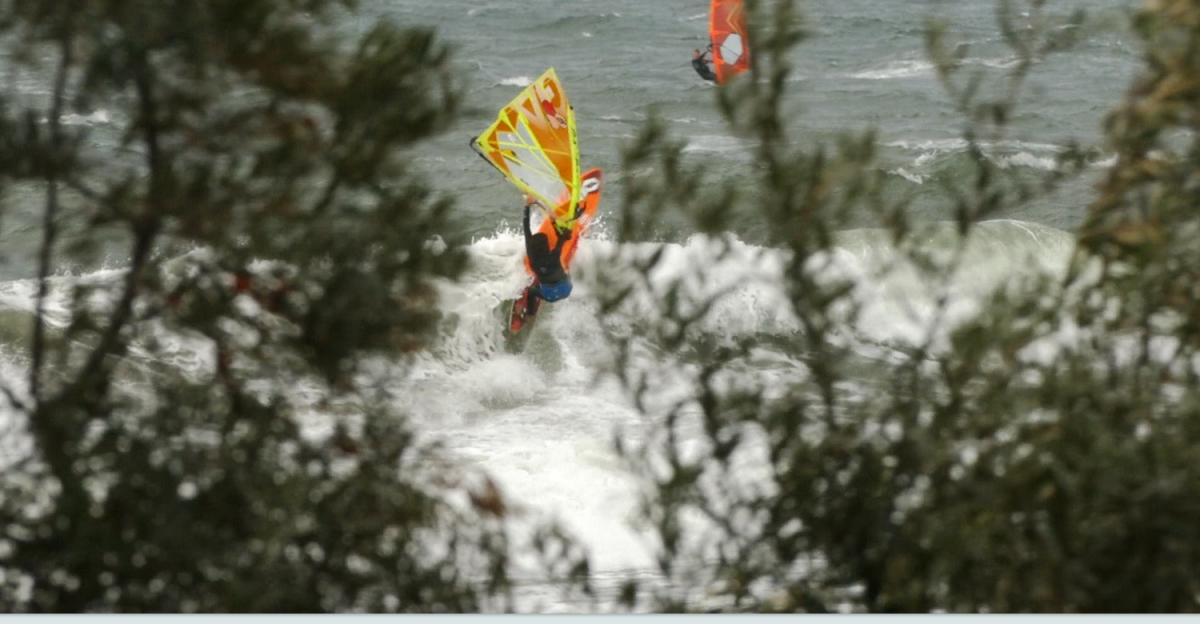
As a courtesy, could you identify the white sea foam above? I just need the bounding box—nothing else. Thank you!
[850,56,1028,81]
[997,151,1059,170]
[500,76,532,87]
[682,134,750,153]
[61,110,111,125]
[38,110,112,126]
[886,138,1063,153]
[977,56,1023,70]
[891,167,925,184]
[849,60,934,80]
[0,219,1081,591]
[888,138,1068,171]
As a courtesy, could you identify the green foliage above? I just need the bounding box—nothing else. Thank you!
[601,0,1200,613]
[0,0,553,613]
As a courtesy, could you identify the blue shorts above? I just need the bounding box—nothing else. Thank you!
[537,279,573,302]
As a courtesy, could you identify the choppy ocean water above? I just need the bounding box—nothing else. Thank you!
[381,0,1139,237]
[0,0,1143,610]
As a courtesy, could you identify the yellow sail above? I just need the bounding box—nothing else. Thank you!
[472,68,581,226]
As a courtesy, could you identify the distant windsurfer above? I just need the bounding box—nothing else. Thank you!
[522,195,573,307]
[692,43,717,82]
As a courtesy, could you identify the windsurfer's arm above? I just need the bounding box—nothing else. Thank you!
[552,225,571,256]
[523,195,537,240]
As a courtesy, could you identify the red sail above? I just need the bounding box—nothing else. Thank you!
[709,0,750,83]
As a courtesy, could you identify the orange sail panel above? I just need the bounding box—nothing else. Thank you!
[472,68,582,223]
[710,0,750,83]
[523,168,602,276]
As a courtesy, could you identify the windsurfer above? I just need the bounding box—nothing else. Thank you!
[522,196,573,305]
[692,43,717,82]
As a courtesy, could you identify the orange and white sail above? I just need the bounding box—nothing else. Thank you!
[472,68,582,226]
[710,0,750,83]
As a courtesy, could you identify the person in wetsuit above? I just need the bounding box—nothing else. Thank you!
[692,44,717,82]
[523,196,573,303]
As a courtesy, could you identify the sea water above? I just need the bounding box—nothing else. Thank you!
[0,0,1141,611]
